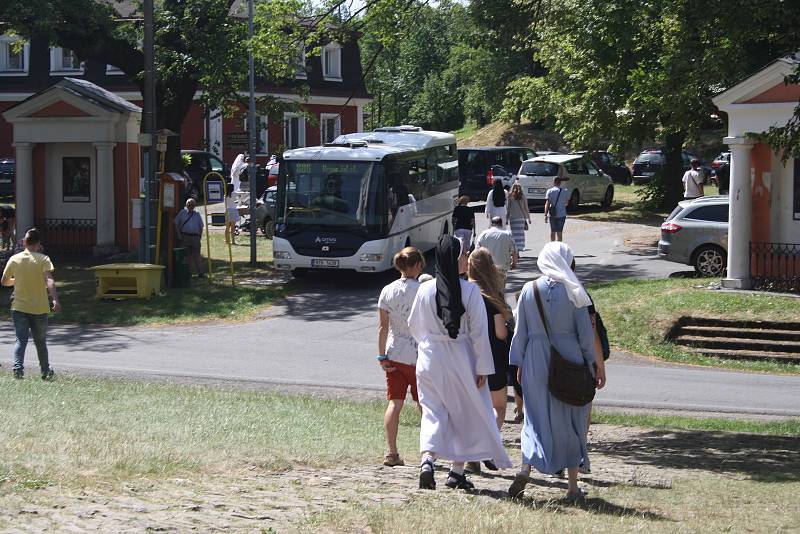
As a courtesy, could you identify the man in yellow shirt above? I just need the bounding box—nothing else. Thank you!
[1,228,61,380]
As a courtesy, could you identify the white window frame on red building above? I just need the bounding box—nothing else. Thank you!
[0,35,30,76]
[320,113,341,144]
[283,112,305,149]
[322,42,342,81]
[50,47,85,75]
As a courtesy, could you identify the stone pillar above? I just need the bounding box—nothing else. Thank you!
[356,104,364,133]
[12,142,34,234]
[94,142,117,250]
[722,137,754,289]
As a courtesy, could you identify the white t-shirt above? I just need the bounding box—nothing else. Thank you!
[225,196,237,210]
[682,169,704,198]
[377,277,421,365]
[476,226,516,272]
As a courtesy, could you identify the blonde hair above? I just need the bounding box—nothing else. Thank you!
[393,246,425,273]
[468,247,511,320]
[457,195,470,206]
[510,183,524,201]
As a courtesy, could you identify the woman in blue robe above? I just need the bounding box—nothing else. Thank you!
[507,241,606,500]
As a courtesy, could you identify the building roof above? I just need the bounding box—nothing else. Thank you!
[55,78,141,113]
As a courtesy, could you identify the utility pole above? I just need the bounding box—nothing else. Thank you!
[143,0,157,263]
[247,0,258,266]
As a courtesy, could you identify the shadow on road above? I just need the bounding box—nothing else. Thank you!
[0,323,135,353]
[598,429,800,482]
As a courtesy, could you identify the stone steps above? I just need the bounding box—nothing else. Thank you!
[668,317,800,363]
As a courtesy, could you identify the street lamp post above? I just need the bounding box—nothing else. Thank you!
[143,0,157,263]
[247,0,257,266]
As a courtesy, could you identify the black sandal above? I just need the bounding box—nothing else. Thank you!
[419,459,436,490]
[508,473,530,498]
[445,470,475,490]
[483,459,499,471]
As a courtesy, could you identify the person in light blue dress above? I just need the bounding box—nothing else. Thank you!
[507,241,606,501]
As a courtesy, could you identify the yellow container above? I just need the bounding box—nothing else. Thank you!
[91,263,165,299]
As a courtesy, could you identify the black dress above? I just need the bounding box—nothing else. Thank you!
[483,297,509,391]
[452,205,473,230]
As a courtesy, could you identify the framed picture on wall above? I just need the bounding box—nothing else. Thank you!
[63,156,91,202]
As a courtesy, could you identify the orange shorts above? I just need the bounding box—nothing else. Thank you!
[385,361,419,402]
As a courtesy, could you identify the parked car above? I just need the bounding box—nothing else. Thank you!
[711,151,731,173]
[658,196,728,276]
[457,146,537,201]
[0,157,14,198]
[181,150,229,200]
[514,154,614,211]
[573,150,632,184]
[632,149,710,185]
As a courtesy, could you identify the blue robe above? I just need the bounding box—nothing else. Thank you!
[509,277,595,473]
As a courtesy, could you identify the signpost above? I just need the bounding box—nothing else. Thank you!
[202,172,235,286]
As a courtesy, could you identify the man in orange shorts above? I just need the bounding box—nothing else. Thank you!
[377,247,426,467]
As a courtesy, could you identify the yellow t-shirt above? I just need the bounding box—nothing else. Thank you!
[2,250,54,315]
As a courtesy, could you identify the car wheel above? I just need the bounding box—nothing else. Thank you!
[693,245,726,277]
[262,219,275,240]
[567,190,580,213]
[601,186,614,209]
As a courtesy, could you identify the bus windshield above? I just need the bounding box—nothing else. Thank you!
[279,161,385,233]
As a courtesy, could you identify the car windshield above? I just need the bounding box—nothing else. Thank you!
[519,161,559,176]
[635,152,665,164]
[279,161,384,232]
[0,163,13,174]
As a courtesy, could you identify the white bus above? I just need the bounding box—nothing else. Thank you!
[272,126,459,274]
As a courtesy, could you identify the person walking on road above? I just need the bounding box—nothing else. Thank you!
[174,198,207,278]
[1,228,60,380]
[476,216,517,286]
[682,158,705,200]
[452,196,475,255]
[409,236,512,491]
[544,177,568,242]
[468,247,513,431]
[507,183,530,251]
[377,247,426,467]
[507,241,605,501]
[485,178,508,226]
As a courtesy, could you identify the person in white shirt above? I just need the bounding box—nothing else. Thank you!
[544,177,568,242]
[224,183,240,245]
[476,216,518,285]
[377,247,426,467]
[230,153,248,192]
[682,159,705,200]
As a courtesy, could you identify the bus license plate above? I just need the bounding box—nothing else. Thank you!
[311,259,339,268]
[528,188,546,194]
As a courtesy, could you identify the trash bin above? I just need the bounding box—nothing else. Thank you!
[172,247,191,288]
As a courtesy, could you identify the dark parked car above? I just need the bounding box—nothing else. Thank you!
[0,157,14,198]
[632,149,710,185]
[573,150,632,184]
[457,146,537,201]
[181,150,229,200]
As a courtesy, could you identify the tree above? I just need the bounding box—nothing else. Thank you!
[502,0,800,209]
[0,0,334,170]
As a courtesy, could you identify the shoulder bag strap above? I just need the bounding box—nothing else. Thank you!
[553,188,562,209]
[533,282,552,343]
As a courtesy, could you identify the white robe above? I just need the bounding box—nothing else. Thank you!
[408,278,513,467]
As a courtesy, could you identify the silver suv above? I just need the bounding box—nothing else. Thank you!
[658,196,728,276]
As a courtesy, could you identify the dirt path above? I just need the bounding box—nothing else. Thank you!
[3,421,796,532]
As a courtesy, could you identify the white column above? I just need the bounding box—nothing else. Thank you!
[12,143,34,234]
[356,104,364,132]
[722,137,754,289]
[94,142,117,247]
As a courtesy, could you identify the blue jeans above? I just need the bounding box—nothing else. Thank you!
[11,310,50,374]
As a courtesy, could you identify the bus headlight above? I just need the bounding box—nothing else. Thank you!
[360,253,383,262]
[274,251,292,259]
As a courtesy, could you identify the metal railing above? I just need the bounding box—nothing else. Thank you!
[751,241,800,293]
[33,218,97,255]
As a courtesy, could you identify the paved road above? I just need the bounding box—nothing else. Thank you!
[2,216,798,418]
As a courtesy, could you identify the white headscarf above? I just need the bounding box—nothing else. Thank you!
[536,241,591,308]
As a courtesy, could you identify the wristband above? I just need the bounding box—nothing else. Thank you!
[376,354,388,362]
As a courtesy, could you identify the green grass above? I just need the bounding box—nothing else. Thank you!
[593,411,800,436]
[0,375,420,489]
[451,122,480,141]
[0,232,289,326]
[588,278,800,374]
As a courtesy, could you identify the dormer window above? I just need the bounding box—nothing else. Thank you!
[0,35,29,75]
[295,42,307,79]
[322,42,342,81]
[50,47,84,74]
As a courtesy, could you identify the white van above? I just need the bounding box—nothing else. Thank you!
[514,154,614,211]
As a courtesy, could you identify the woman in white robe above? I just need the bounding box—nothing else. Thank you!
[408,235,512,491]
